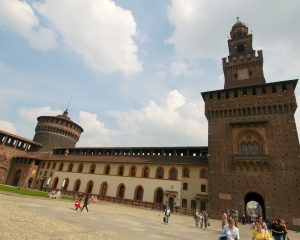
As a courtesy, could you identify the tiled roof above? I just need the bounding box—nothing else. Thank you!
[0,130,43,146]
[13,153,208,165]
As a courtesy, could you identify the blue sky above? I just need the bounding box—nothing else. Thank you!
[1,0,300,147]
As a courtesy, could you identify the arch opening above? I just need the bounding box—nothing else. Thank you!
[245,192,265,219]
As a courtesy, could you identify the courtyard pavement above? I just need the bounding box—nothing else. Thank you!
[0,191,299,240]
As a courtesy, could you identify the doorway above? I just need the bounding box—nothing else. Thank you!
[12,170,21,186]
[169,197,174,212]
[245,192,265,219]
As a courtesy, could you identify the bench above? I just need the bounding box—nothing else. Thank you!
[48,194,61,199]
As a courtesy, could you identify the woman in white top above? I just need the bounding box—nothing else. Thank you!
[164,206,171,224]
[194,209,200,228]
[222,217,240,240]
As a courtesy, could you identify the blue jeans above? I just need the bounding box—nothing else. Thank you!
[165,215,168,223]
[273,235,283,240]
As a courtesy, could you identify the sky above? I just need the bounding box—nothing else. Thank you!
[1,0,300,147]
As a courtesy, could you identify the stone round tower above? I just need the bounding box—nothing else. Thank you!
[33,110,84,152]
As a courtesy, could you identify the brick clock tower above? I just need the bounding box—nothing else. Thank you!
[202,18,300,226]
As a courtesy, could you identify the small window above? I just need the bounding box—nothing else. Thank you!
[90,164,95,174]
[191,200,196,209]
[118,185,125,198]
[39,171,42,175]
[249,70,252,75]
[58,163,64,171]
[183,183,188,190]
[105,166,110,175]
[243,89,247,96]
[101,184,107,196]
[200,170,207,178]
[119,167,124,176]
[52,163,56,169]
[143,168,149,178]
[157,169,163,179]
[234,73,237,78]
[226,91,229,98]
[252,87,257,95]
[183,168,189,177]
[135,187,143,201]
[272,85,277,93]
[282,83,287,92]
[182,199,187,208]
[131,167,136,177]
[209,93,213,100]
[44,171,47,176]
[217,92,221,99]
[201,184,206,192]
[234,89,238,97]
[170,169,177,180]
[262,86,266,94]
[237,44,245,52]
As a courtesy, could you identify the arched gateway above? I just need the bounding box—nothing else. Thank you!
[245,192,265,218]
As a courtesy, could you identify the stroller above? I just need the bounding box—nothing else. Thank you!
[218,233,227,240]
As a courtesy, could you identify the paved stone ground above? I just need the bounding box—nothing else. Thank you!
[0,192,299,239]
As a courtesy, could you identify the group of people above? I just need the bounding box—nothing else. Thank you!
[49,189,61,197]
[193,209,209,229]
[220,210,289,240]
[74,193,91,213]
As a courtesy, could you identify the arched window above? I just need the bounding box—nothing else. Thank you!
[41,162,45,168]
[52,163,56,169]
[155,188,163,203]
[68,163,73,172]
[74,179,81,192]
[118,166,124,176]
[182,168,189,177]
[44,171,47,176]
[241,142,260,155]
[169,168,177,180]
[200,169,207,179]
[201,184,206,192]
[143,168,149,178]
[58,163,64,171]
[52,178,59,189]
[117,184,125,198]
[46,163,50,169]
[156,168,164,179]
[63,179,69,190]
[90,164,96,174]
[87,181,93,193]
[77,164,83,173]
[100,182,108,196]
[130,167,136,177]
[135,186,143,201]
[104,165,110,175]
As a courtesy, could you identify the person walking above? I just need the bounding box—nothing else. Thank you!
[252,219,272,240]
[80,194,90,213]
[271,219,284,240]
[164,206,171,224]
[194,209,200,228]
[203,210,209,229]
[222,217,240,240]
[199,210,204,229]
[222,210,228,230]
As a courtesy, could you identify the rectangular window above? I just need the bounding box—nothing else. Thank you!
[262,86,266,94]
[201,184,206,192]
[272,85,277,93]
[182,199,187,208]
[234,90,238,97]
[226,91,229,98]
[217,92,221,99]
[252,87,257,95]
[183,183,188,190]
[282,83,287,92]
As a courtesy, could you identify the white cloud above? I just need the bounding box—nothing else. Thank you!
[0,0,57,50]
[169,60,203,77]
[0,120,17,134]
[106,90,207,146]
[18,107,62,122]
[78,111,119,147]
[34,0,143,75]
[166,0,300,78]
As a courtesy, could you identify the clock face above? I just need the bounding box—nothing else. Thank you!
[238,68,248,80]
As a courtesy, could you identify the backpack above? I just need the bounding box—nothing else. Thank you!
[87,198,92,204]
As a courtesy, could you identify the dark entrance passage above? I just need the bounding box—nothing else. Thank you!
[169,197,174,212]
[245,192,265,219]
[12,170,21,186]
